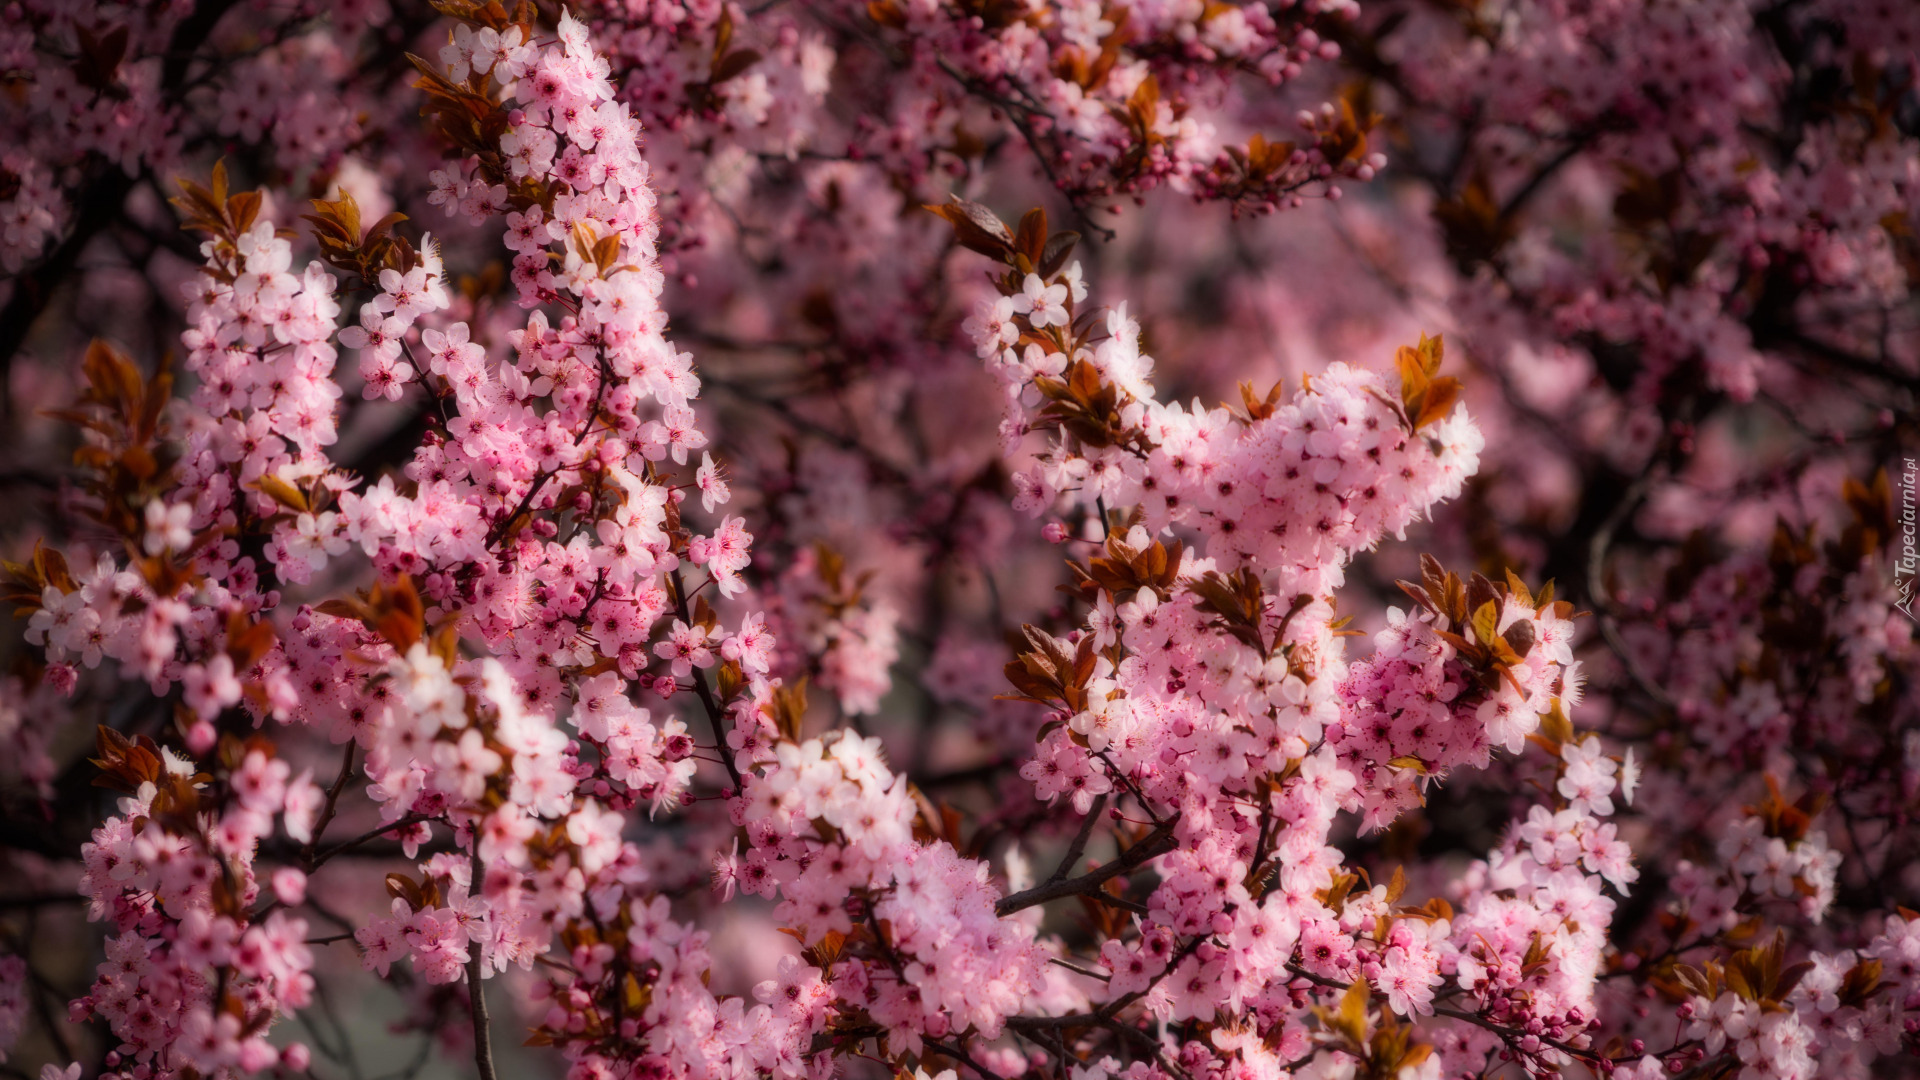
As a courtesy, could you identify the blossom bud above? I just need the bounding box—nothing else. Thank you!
[239,1038,279,1072]
[186,719,217,755]
[272,867,308,905]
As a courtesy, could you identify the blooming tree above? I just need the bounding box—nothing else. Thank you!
[0,2,1915,1080]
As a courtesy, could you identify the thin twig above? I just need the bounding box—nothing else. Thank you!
[1431,1006,1597,1061]
[1586,470,1676,711]
[1046,793,1108,884]
[310,813,437,871]
[921,1037,998,1080]
[1048,956,1110,981]
[301,742,359,871]
[668,567,744,792]
[0,893,86,910]
[996,812,1181,916]
[466,844,499,1080]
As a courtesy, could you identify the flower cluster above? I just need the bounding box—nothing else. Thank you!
[1382,0,1919,401]
[0,1,375,292]
[7,11,801,1078]
[70,734,318,1077]
[582,0,1381,222]
[946,201,1639,1076]
[734,732,1049,1054]
[0,3,1915,1080]
[1335,570,1579,827]
[759,545,903,717]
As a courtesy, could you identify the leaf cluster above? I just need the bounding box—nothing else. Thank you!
[1836,468,1895,567]
[1109,75,1166,182]
[1049,9,1130,93]
[1310,979,1434,1079]
[1670,932,1818,1012]
[429,0,534,29]
[171,161,277,283]
[1063,533,1183,602]
[36,342,198,595]
[925,200,1081,282]
[385,869,448,914]
[1187,568,1269,655]
[1033,358,1146,450]
[1744,775,1828,845]
[404,24,547,213]
[1002,624,1098,713]
[686,9,765,113]
[304,190,421,289]
[1224,378,1288,425]
[72,24,131,96]
[1207,132,1306,206]
[316,575,456,660]
[1434,175,1517,267]
[1397,556,1570,698]
[1390,333,1462,434]
[90,725,182,795]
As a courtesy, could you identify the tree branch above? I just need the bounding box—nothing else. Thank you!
[0,0,242,394]
[466,845,499,1080]
[995,811,1181,917]
[1586,470,1677,711]
[309,813,437,871]
[668,567,744,792]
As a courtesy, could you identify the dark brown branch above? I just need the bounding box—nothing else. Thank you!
[1045,792,1107,880]
[1048,956,1110,981]
[0,0,242,393]
[1430,1006,1597,1061]
[1277,963,1604,1065]
[0,893,86,910]
[300,742,359,871]
[921,1038,997,1080]
[1007,934,1205,1037]
[995,812,1180,917]
[466,845,499,1080]
[309,813,437,871]
[1585,470,1676,711]
[1669,1051,1738,1080]
[668,567,744,792]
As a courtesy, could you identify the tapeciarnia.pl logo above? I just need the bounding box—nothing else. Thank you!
[1899,457,1917,622]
